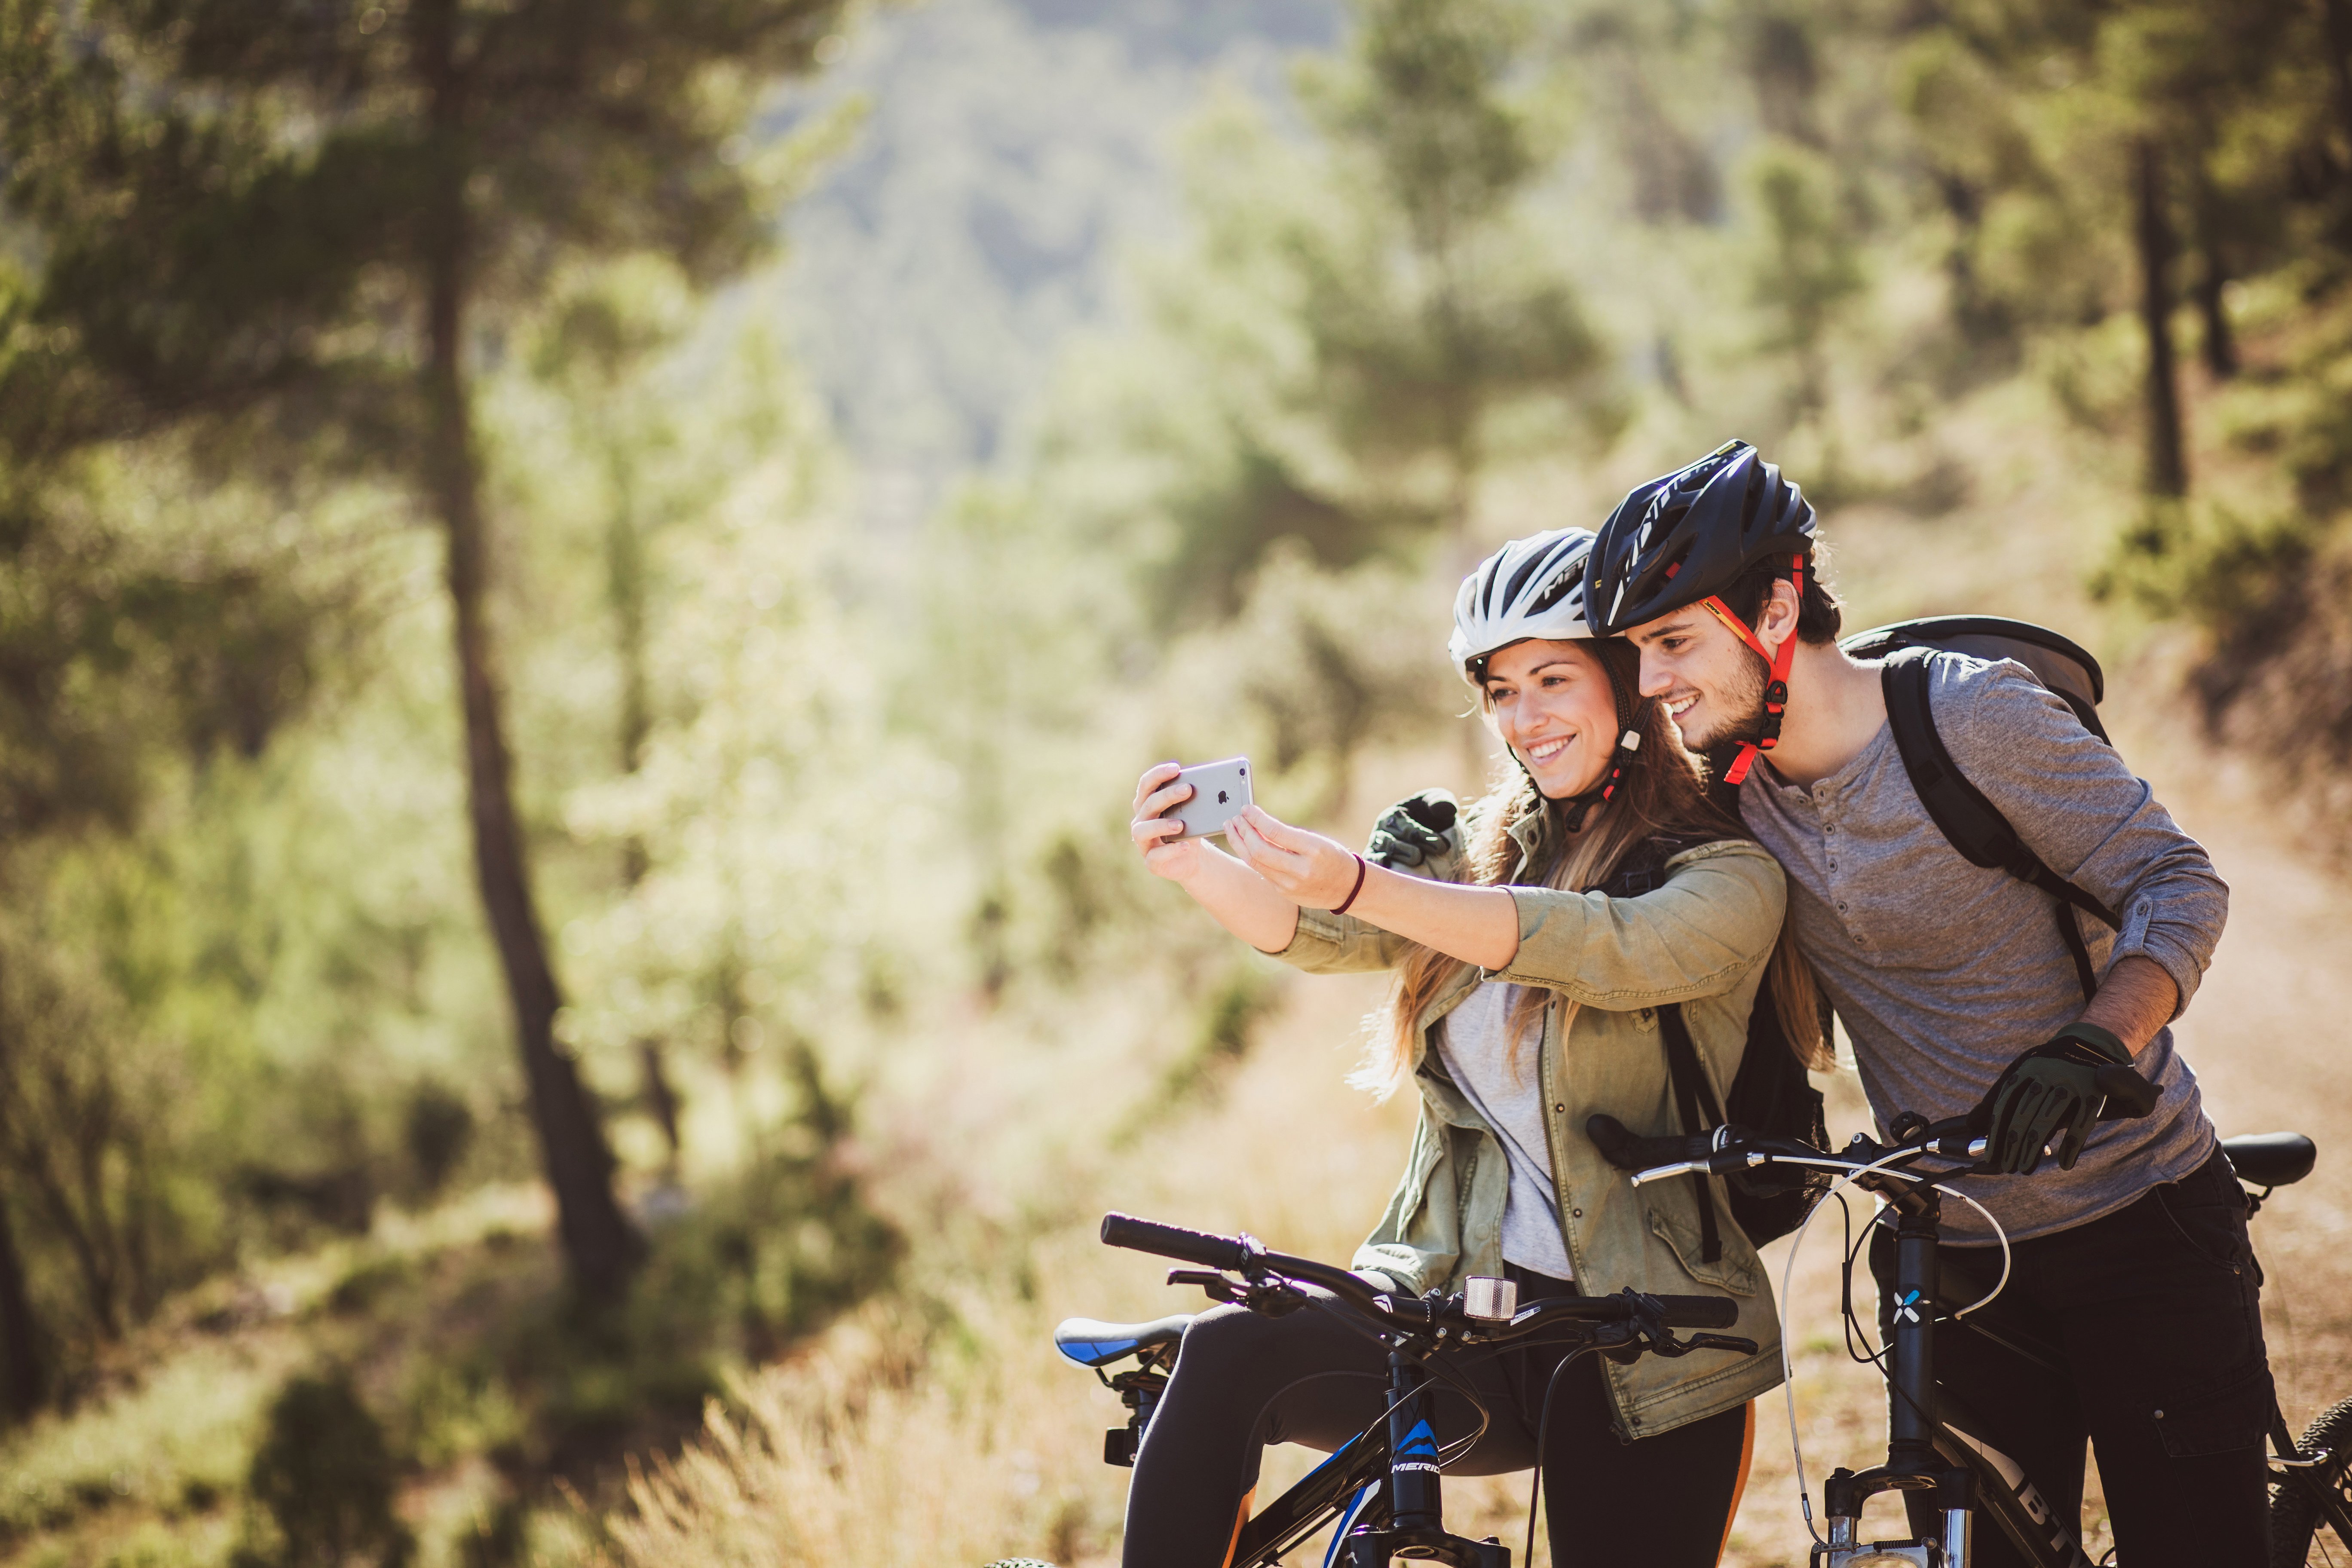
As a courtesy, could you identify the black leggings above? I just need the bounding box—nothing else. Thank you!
[1121,1269,1754,1568]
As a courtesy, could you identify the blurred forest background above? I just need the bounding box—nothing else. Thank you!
[6,0,2352,1565]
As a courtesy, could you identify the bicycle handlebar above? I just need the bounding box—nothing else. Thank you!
[1100,1212,1255,1271]
[1098,1212,1740,1332]
[1587,1060,2163,1188]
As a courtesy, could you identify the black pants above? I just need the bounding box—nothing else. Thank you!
[1122,1267,1753,1568]
[1871,1151,2273,1568]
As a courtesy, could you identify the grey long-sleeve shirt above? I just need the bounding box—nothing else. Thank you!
[1739,653,2227,1243]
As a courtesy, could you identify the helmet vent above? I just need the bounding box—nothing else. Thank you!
[1527,558,1583,614]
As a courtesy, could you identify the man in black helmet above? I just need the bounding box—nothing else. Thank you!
[1589,441,2261,1568]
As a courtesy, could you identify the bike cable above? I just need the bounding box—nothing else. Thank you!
[1772,1151,2015,1548]
[1519,1342,1611,1568]
[1298,1292,1501,1470]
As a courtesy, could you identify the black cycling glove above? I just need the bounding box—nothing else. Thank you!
[1365,789,1459,870]
[1972,1022,2134,1175]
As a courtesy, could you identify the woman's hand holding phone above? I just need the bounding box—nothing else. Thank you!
[1224,808,1362,910]
[1133,763,1358,909]
[1130,762,1206,883]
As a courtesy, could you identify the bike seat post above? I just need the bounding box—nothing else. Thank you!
[1887,1190,1943,1474]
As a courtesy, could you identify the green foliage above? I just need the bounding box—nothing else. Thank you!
[235,1373,412,1568]
[1046,0,1620,629]
[1741,140,1866,423]
[401,1081,476,1204]
[1160,962,1283,1107]
[0,0,850,465]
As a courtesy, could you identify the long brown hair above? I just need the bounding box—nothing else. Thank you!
[1356,638,1830,1098]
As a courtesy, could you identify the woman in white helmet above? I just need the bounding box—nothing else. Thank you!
[1123,528,1813,1568]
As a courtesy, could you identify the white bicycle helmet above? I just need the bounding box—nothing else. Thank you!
[1448,528,1601,681]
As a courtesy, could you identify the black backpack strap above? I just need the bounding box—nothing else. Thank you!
[1657,1002,1726,1264]
[1595,833,1730,901]
[1879,647,2122,1000]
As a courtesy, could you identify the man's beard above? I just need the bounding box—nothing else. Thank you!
[1679,653,1769,752]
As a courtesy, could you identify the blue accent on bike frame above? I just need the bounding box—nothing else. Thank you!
[1056,1338,1139,1366]
[1396,1419,1441,1461]
[1323,1483,1375,1568]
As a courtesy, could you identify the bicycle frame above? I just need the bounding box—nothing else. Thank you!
[1771,1141,2346,1567]
[1078,1213,1749,1568]
[1224,1350,1510,1568]
[1816,1179,2074,1568]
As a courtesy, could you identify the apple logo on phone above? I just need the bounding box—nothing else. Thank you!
[1217,790,1230,804]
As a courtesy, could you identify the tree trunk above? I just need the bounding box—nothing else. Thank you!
[0,1191,43,1420]
[2193,242,2235,380]
[2192,165,2236,380]
[2133,138,2188,499]
[605,451,680,1168]
[420,0,637,1303]
[605,452,653,887]
[2325,0,2352,183]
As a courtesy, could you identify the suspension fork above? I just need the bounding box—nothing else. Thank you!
[1820,1189,1976,1565]
[1343,1351,1507,1568]
[1384,1351,1443,1532]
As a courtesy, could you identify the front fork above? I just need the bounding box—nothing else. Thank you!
[1815,1191,1974,1568]
[1344,1351,1508,1568]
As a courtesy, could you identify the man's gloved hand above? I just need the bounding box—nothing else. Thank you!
[1972,1023,2135,1175]
[1365,789,1459,870]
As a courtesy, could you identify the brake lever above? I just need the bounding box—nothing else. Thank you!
[1240,1276,1310,1316]
[1166,1267,1309,1316]
[1167,1268,1243,1304]
[1671,1332,1760,1358]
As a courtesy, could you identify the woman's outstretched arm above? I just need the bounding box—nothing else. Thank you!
[1225,807,1519,971]
[1130,763,1300,952]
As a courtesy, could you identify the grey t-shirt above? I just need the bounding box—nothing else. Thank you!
[1739,654,2226,1243]
[1437,982,1574,1279]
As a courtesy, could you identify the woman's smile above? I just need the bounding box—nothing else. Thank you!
[1519,732,1579,769]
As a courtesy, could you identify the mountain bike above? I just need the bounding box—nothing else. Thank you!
[991,1211,1756,1568]
[1586,1071,2343,1568]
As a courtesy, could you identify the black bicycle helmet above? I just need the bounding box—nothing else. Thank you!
[1587,440,1817,784]
[1589,440,1815,635]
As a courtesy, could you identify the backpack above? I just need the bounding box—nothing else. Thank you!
[1597,839,1830,1262]
[1839,616,2121,1002]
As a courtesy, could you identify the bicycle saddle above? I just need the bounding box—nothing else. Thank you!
[1053,1315,1192,1368]
[2220,1132,2316,1188]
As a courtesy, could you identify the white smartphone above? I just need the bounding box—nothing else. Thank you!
[1167,756,1253,839]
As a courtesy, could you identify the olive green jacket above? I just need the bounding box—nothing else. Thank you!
[1271,812,1789,1438]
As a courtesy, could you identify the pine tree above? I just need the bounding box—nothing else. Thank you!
[0,0,847,1301]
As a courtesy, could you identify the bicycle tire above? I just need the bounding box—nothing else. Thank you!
[2270,1396,2352,1567]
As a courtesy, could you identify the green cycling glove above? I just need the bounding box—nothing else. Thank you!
[1973,1022,2134,1176]
[1365,789,1459,870]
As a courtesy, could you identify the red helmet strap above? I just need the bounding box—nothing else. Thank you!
[1694,554,1806,786]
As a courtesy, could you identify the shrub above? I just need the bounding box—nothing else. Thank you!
[236,1373,411,1568]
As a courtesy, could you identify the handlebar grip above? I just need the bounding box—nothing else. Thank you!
[2095,1064,2161,1119]
[1586,1113,1709,1172]
[1652,1295,1741,1329]
[1100,1212,1251,1271]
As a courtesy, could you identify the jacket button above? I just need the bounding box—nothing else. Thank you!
[1553,1103,1565,1113]
[1570,1208,1582,1218]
